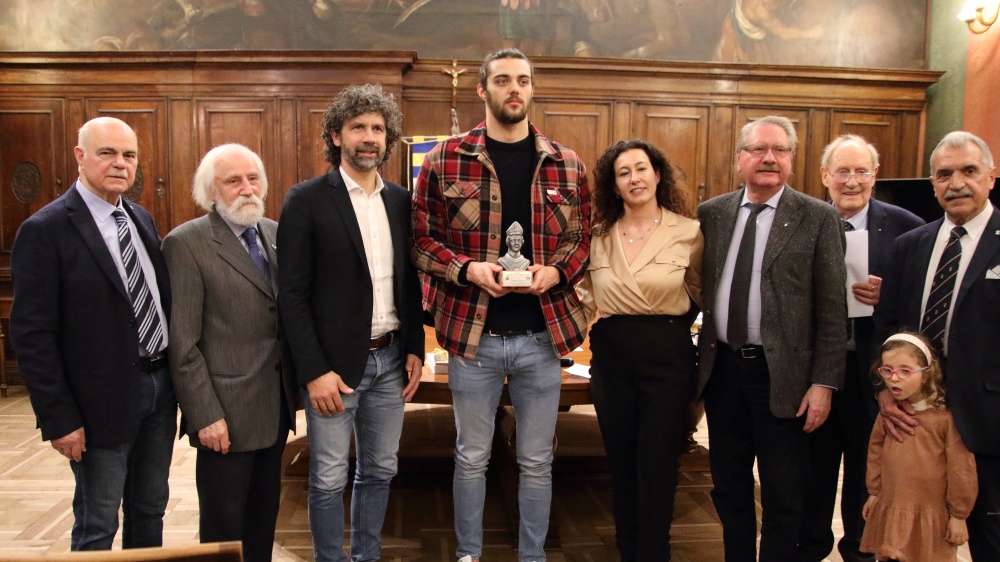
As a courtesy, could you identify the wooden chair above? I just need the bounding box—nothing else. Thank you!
[0,541,242,561]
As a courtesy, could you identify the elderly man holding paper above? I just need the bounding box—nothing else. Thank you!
[797,134,924,562]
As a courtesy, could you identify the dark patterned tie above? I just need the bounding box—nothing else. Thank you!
[241,226,272,286]
[112,209,163,355]
[842,220,854,232]
[728,203,768,349]
[921,225,967,351]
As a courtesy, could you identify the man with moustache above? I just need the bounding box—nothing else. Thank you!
[412,48,590,562]
[162,144,297,562]
[278,84,424,562]
[696,115,846,561]
[873,131,1000,560]
[9,117,175,551]
[797,135,923,562]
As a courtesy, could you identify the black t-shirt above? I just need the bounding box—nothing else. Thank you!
[483,134,546,333]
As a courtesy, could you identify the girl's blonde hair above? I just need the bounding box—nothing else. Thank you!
[871,331,947,410]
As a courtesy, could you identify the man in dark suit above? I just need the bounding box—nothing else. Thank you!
[9,117,175,551]
[163,144,297,562]
[278,84,424,562]
[873,131,1000,561]
[697,115,847,561]
[798,134,923,562]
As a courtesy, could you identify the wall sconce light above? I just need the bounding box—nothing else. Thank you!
[959,1,1000,34]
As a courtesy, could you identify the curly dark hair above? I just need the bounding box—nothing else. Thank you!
[591,139,696,236]
[320,84,403,168]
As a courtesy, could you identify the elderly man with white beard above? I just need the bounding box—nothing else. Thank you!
[163,143,298,562]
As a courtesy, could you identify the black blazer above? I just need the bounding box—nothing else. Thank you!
[873,204,1000,455]
[851,198,924,420]
[278,168,424,388]
[9,185,172,447]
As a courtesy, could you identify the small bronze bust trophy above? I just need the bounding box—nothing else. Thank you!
[498,221,532,287]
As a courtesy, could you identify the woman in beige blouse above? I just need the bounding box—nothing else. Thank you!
[577,139,703,561]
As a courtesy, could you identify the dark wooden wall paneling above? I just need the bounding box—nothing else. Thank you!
[0,51,941,387]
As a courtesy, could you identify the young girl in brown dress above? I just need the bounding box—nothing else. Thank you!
[861,332,978,562]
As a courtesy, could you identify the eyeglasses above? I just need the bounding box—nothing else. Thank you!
[829,171,876,183]
[740,144,793,157]
[876,365,928,380]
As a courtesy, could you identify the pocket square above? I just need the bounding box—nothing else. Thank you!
[987,265,1000,279]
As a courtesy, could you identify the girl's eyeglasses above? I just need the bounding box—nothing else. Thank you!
[876,366,928,380]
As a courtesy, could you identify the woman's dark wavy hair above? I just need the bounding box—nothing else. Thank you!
[320,84,402,168]
[591,139,696,236]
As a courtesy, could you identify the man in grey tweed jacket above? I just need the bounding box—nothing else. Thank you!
[696,115,847,561]
[164,143,297,562]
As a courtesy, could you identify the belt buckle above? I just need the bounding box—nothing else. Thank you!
[739,346,758,359]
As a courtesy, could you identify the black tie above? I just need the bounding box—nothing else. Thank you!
[728,203,767,349]
[112,209,164,355]
[921,225,966,351]
[842,220,854,232]
[241,226,272,286]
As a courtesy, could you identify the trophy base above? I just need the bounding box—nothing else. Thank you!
[500,270,532,287]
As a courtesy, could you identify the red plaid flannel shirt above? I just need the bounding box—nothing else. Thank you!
[411,122,591,359]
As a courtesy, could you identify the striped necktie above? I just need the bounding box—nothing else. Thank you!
[112,209,164,355]
[920,225,967,352]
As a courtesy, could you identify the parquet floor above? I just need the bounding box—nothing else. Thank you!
[0,387,972,561]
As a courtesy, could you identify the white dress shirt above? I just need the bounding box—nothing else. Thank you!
[920,204,994,356]
[342,170,400,338]
[714,187,784,346]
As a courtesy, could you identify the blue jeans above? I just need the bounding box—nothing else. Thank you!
[449,330,562,562]
[69,365,177,551]
[305,342,406,562]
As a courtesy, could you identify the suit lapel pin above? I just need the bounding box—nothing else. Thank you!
[271,243,277,250]
[783,223,788,227]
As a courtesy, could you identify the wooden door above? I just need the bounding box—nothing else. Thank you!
[85,100,170,235]
[632,104,710,204]
[529,101,613,180]
[0,99,67,272]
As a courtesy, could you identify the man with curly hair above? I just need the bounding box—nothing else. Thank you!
[277,84,425,562]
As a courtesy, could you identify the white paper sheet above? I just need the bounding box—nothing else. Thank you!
[565,363,591,379]
[844,230,873,318]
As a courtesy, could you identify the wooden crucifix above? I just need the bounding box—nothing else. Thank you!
[442,59,467,135]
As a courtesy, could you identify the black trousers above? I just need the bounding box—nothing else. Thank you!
[589,315,696,562]
[195,403,291,562]
[798,351,876,562]
[969,452,1000,561]
[704,344,808,562]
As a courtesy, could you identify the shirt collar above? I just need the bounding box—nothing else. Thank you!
[76,180,124,223]
[944,203,993,242]
[217,209,251,239]
[341,167,384,196]
[844,201,870,230]
[740,185,784,210]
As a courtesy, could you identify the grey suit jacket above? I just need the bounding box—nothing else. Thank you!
[163,211,297,452]
[697,186,848,418]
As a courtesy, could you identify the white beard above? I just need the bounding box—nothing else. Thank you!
[217,194,265,227]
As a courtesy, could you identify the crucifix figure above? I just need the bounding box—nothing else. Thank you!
[442,60,467,135]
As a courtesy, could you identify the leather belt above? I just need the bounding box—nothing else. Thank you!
[722,343,765,360]
[484,329,534,337]
[369,332,396,351]
[139,353,167,373]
